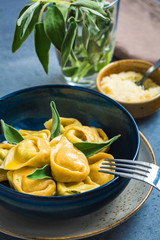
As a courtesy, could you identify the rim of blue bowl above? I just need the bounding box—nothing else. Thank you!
[0,84,140,200]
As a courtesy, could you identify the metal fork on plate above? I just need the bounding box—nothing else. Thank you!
[99,159,160,190]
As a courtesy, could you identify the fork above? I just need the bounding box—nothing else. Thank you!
[99,159,160,191]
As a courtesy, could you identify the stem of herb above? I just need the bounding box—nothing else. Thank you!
[75,63,93,83]
[75,7,79,21]
[38,2,50,23]
[30,0,71,4]
[70,50,79,63]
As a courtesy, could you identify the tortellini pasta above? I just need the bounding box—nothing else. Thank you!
[0,143,13,166]
[88,152,115,185]
[63,125,109,153]
[7,167,56,196]
[44,117,82,134]
[57,177,99,196]
[3,137,50,170]
[19,129,51,141]
[64,126,108,144]
[0,143,13,182]
[50,136,90,182]
[0,115,116,196]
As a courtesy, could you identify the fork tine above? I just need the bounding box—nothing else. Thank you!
[99,160,160,191]
[101,162,150,173]
[103,159,152,168]
[98,169,148,182]
[100,165,148,177]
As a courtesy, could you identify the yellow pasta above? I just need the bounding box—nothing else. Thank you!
[44,117,82,134]
[0,143,13,182]
[88,152,115,185]
[60,117,82,133]
[90,127,108,142]
[57,177,99,196]
[0,143,13,166]
[3,137,50,170]
[7,167,56,196]
[64,125,108,144]
[50,136,90,182]
[19,129,51,141]
[0,115,115,196]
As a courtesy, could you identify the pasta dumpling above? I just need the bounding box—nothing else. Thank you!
[44,117,82,134]
[88,152,115,185]
[3,137,50,170]
[64,126,96,143]
[50,136,90,182]
[90,127,108,143]
[90,127,109,152]
[7,167,56,196]
[60,117,82,133]
[0,102,118,196]
[57,177,99,196]
[19,129,51,141]
[64,125,109,152]
[0,143,13,166]
[0,143,13,182]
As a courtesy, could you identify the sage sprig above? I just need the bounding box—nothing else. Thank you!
[50,101,61,139]
[70,0,107,17]
[27,164,52,180]
[12,0,114,82]
[43,5,65,51]
[34,22,51,73]
[0,120,24,145]
[61,19,78,68]
[73,134,121,158]
[17,1,42,38]
[12,2,43,52]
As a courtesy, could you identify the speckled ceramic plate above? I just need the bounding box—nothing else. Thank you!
[0,132,155,240]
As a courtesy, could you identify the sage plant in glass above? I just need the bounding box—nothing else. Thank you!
[12,0,119,88]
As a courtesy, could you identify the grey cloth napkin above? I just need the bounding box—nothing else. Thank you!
[114,0,160,63]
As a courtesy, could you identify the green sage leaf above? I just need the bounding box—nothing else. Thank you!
[73,134,121,158]
[82,7,109,21]
[44,5,65,51]
[86,13,100,37]
[12,5,30,52]
[17,1,42,38]
[34,22,51,74]
[87,39,102,65]
[71,62,92,83]
[12,3,42,52]
[27,164,52,180]
[17,2,40,26]
[62,66,78,77]
[0,120,24,145]
[61,21,78,68]
[71,0,107,17]
[56,2,70,21]
[50,101,61,139]
[94,24,110,42]
[82,22,89,50]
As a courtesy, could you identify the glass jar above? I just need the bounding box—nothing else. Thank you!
[57,0,120,89]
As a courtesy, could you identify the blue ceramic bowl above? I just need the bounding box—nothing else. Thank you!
[0,85,140,218]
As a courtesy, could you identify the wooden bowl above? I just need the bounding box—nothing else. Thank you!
[96,59,160,118]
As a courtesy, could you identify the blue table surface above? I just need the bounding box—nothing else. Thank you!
[0,0,160,239]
